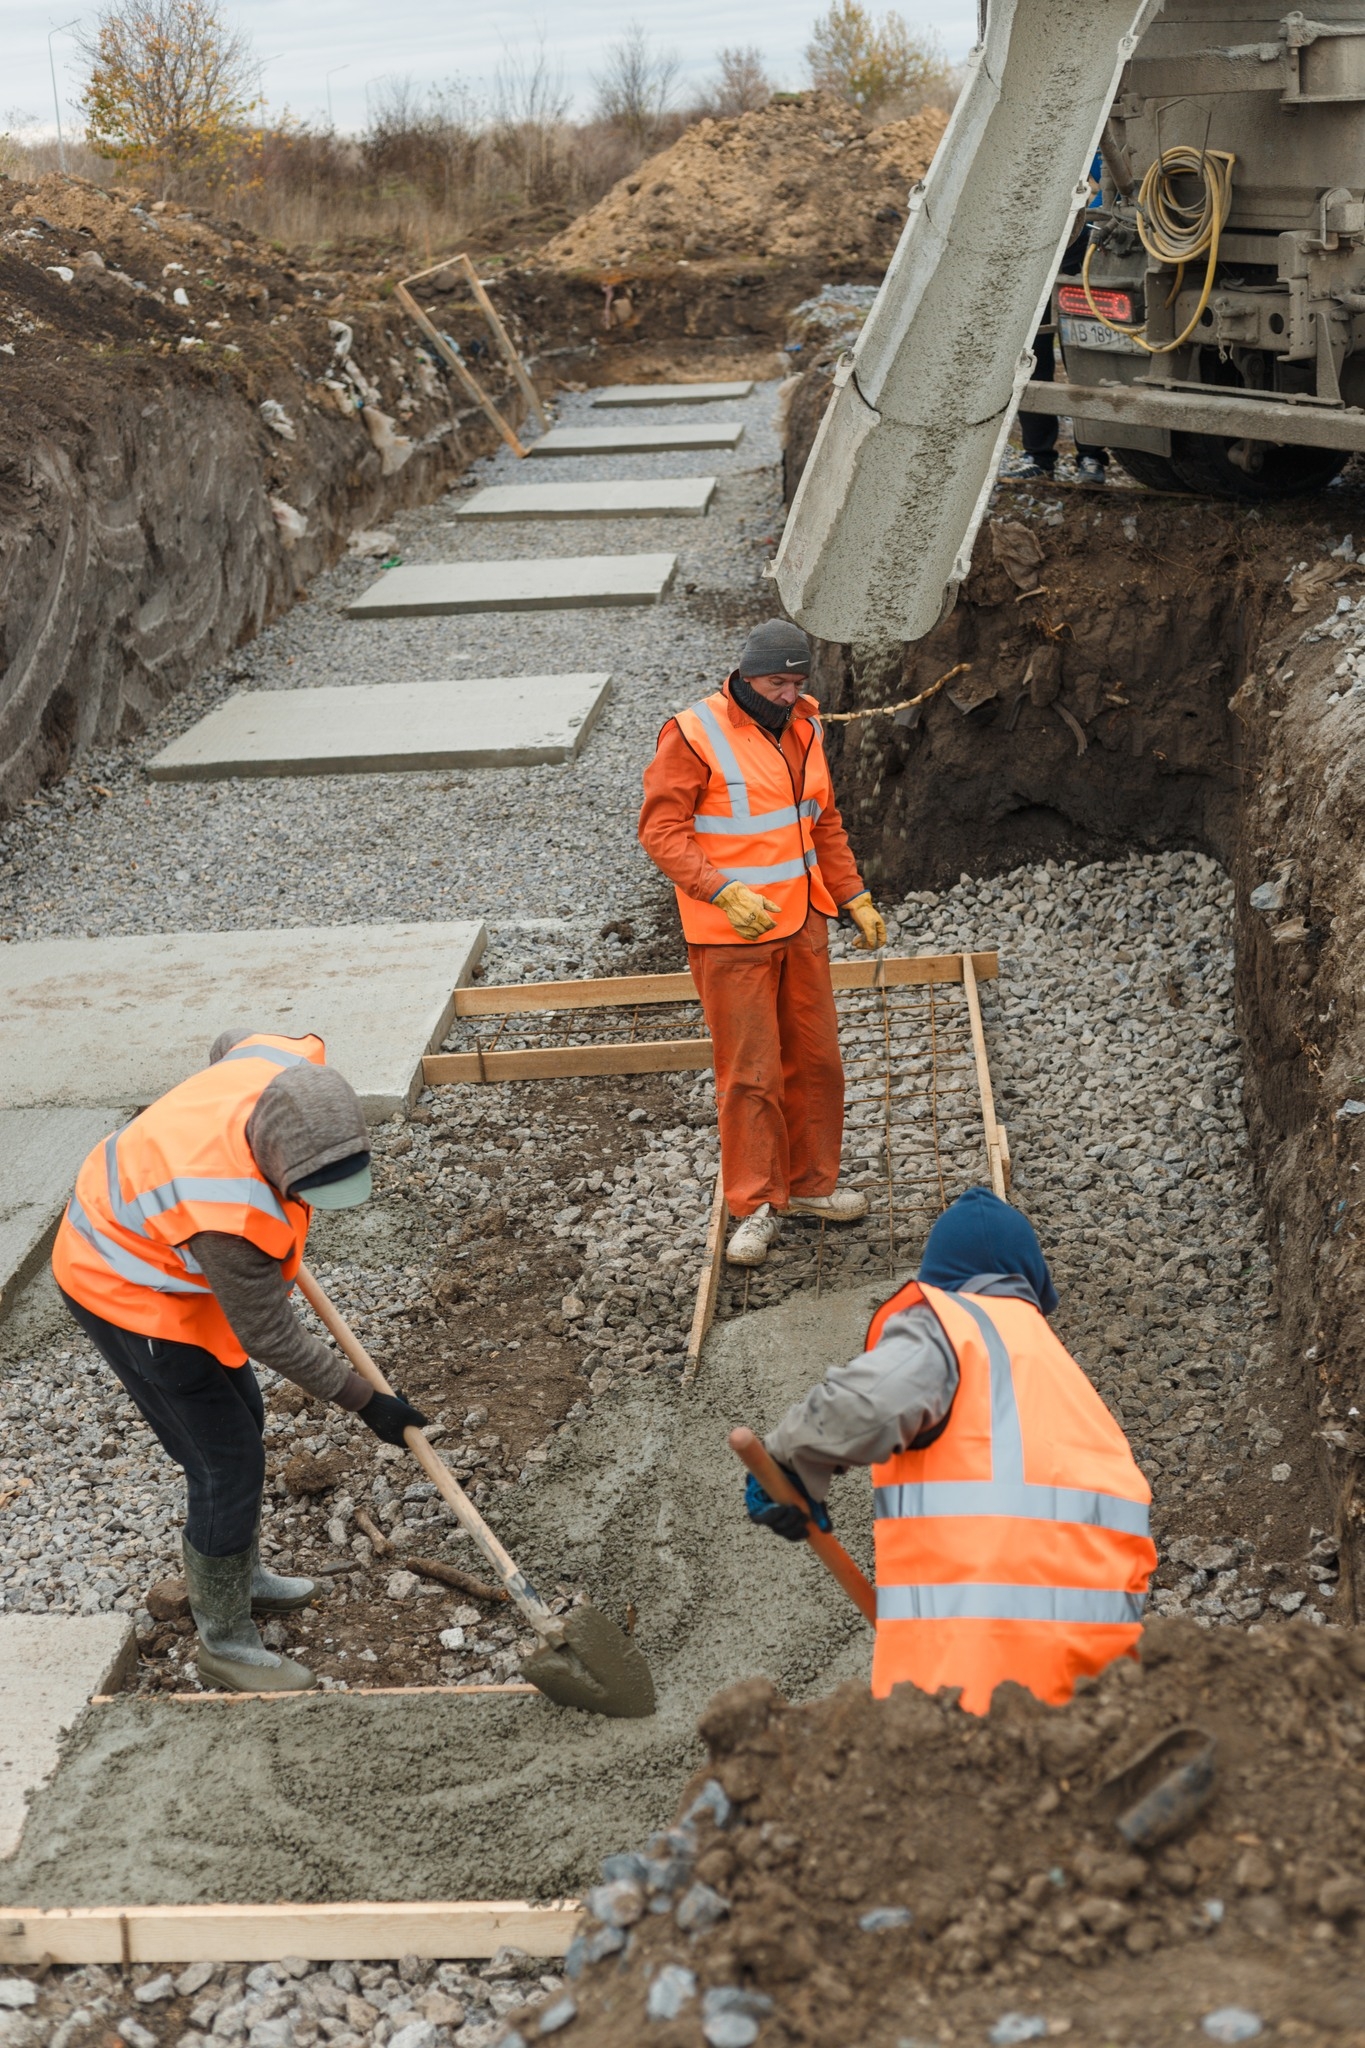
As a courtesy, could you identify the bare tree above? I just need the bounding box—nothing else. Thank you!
[706,46,772,118]
[491,35,572,205]
[79,0,257,186]
[591,22,681,148]
[805,1,951,116]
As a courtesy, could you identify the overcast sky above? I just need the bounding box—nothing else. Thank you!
[9,1,980,142]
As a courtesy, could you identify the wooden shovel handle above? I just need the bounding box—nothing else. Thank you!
[296,1263,555,1631]
[729,1427,877,1625]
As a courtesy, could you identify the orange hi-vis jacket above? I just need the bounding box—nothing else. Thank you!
[867,1279,1155,1715]
[51,1033,325,1367]
[671,689,838,944]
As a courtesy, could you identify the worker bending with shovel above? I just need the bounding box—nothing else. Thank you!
[51,1031,427,1693]
[639,618,887,1269]
[741,1187,1155,1711]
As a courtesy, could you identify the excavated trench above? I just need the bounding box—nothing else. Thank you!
[790,428,1365,1615]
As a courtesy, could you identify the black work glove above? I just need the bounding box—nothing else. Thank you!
[745,1466,833,1542]
[358,1388,429,1445]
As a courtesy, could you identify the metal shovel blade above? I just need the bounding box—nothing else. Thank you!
[519,1602,656,1718]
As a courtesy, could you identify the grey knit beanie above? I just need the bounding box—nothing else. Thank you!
[738,618,811,677]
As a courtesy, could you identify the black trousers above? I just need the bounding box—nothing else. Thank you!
[1020,328,1108,469]
[59,1289,265,1556]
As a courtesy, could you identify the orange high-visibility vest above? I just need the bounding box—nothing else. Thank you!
[867,1279,1154,1715]
[671,687,838,944]
[52,1033,326,1366]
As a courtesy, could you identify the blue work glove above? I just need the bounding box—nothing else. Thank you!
[745,1467,833,1543]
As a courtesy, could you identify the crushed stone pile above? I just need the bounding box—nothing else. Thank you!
[540,92,948,271]
[516,1622,1365,2046]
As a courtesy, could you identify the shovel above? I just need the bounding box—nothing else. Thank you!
[730,1426,876,1623]
[297,1264,655,1718]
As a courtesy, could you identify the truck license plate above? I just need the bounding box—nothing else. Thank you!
[1060,314,1142,354]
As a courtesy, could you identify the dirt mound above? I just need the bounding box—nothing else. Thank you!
[541,92,948,272]
[529,1621,1365,2045]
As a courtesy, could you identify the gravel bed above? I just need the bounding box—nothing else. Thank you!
[0,377,1325,1705]
[0,1950,560,2048]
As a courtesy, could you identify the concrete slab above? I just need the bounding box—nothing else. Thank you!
[147,674,613,781]
[527,425,744,458]
[591,382,754,406]
[0,923,485,1120]
[0,1616,135,1859]
[0,1109,125,1311]
[453,480,715,521]
[347,556,676,618]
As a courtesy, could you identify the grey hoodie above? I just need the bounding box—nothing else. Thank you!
[189,1032,371,1403]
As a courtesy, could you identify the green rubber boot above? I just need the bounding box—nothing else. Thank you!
[183,1537,316,1693]
[249,1520,317,1613]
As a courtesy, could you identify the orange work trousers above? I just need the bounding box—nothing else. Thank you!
[688,908,845,1219]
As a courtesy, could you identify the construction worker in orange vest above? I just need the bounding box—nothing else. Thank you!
[638,618,887,1269]
[745,1187,1155,1712]
[51,1030,428,1693]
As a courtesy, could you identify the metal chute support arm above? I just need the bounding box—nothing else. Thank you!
[771,0,1163,647]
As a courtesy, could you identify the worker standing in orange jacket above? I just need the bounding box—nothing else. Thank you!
[745,1188,1155,1712]
[639,619,887,1268]
[52,1030,428,1693]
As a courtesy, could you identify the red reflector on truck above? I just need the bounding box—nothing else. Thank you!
[1058,282,1133,322]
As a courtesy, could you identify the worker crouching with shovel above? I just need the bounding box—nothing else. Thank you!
[51,1030,427,1693]
[738,1188,1156,1712]
[639,619,887,1271]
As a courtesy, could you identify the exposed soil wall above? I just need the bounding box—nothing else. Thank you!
[0,174,538,813]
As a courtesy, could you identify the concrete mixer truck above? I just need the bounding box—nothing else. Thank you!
[772,1,1365,645]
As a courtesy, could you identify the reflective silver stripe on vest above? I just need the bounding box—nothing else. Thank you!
[692,796,824,835]
[876,1583,1147,1625]
[716,850,819,886]
[691,698,751,819]
[951,1292,1025,1483]
[217,1043,312,1069]
[103,1136,289,1236]
[65,1195,210,1296]
[873,1480,1150,1537]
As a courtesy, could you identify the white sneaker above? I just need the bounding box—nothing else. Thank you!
[726,1204,780,1267]
[783,1186,870,1223]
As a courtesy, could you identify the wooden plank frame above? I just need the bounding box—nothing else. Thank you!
[962,952,1008,1201]
[0,1900,580,1968]
[681,1172,728,1391]
[426,954,1000,1086]
[394,254,546,459]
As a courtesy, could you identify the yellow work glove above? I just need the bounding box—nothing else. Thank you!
[714,881,779,941]
[847,891,887,951]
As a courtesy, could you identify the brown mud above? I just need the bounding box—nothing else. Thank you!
[538,1626,1365,2046]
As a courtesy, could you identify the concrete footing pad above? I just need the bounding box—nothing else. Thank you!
[453,480,715,521]
[591,382,754,406]
[0,1616,135,1859]
[527,425,744,457]
[347,556,676,617]
[0,923,485,1119]
[147,675,613,781]
[0,1109,125,1310]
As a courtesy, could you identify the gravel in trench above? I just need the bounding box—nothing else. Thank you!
[0,386,1327,1726]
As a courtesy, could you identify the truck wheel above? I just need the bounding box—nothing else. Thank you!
[1169,434,1349,500]
[1111,449,1192,493]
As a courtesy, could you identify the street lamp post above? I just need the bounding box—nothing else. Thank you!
[326,65,350,131]
[48,17,80,176]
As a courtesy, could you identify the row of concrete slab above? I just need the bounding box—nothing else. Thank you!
[147,384,753,784]
[1,383,755,1315]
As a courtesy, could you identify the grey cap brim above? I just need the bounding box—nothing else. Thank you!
[301,1162,373,1210]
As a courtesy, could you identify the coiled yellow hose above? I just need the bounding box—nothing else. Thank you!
[1081,144,1236,355]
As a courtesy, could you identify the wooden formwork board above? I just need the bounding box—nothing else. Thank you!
[0,1899,579,1967]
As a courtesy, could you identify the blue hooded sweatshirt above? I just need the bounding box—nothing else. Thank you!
[917,1185,1059,1315]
